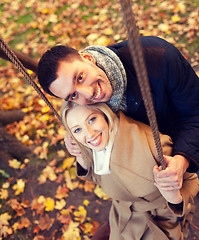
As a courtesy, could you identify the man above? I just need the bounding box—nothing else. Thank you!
[38,36,199,190]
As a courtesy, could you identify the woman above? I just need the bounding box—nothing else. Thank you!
[61,101,199,240]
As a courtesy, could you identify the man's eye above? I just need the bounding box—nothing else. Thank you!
[71,92,77,100]
[74,128,81,133]
[78,73,83,83]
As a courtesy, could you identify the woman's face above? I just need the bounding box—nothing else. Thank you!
[66,105,109,151]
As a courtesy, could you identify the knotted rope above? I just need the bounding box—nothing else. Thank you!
[120,0,166,169]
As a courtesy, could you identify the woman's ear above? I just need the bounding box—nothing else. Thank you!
[79,51,96,64]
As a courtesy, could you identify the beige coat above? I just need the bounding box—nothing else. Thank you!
[76,111,199,240]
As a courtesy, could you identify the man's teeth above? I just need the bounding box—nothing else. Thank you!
[95,85,101,99]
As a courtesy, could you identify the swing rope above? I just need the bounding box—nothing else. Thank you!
[0,36,63,125]
[119,0,166,169]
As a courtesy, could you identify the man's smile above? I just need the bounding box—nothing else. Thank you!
[93,83,104,101]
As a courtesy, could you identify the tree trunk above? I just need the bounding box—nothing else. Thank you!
[0,48,38,74]
[0,110,31,176]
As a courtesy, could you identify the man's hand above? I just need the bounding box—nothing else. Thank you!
[153,155,189,191]
[64,132,81,156]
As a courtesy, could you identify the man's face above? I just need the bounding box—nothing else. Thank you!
[49,52,113,105]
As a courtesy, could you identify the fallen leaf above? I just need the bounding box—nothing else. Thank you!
[62,221,81,240]
[0,189,8,200]
[55,185,69,199]
[38,214,55,231]
[62,157,75,170]
[12,179,25,195]
[73,206,87,223]
[55,199,66,210]
[94,185,109,200]
[45,197,55,212]
[8,159,21,169]
[0,212,12,226]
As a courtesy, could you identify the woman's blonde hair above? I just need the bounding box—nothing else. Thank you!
[61,101,119,165]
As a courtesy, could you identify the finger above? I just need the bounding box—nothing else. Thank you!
[155,185,181,191]
[155,168,177,178]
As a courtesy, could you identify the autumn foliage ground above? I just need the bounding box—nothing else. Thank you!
[0,0,199,239]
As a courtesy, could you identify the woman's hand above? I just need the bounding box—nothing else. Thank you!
[64,132,81,156]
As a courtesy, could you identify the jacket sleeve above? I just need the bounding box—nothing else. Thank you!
[162,45,199,171]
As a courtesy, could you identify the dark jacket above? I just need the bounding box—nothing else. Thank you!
[108,36,199,172]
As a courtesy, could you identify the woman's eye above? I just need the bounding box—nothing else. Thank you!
[74,128,81,133]
[78,73,83,83]
[89,117,96,124]
[71,92,77,100]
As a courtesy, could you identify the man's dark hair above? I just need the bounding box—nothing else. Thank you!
[37,45,81,97]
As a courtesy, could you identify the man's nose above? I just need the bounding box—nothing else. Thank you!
[77,85,93,99]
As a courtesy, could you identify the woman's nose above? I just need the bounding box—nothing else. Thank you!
[85,126,94,138]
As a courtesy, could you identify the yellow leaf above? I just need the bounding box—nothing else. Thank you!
[38,174,47,184]
[62,157,75,170]
[0,225,13,237]
[58,127,66,138]
[41,8,52,14]
[83,199,90,207]
[55,199,66,210]
[8,159,21,169]
[57,150,66,157]
[104,28,114,35]
[94,185,109,200]
[0,189,8,200]
[41,106,50,113]
[2,182,10,189]
[171,15,180,23]
[42,166,57,181]
[61,209,70,215]
[21,134,30,144]
[16,42,25,51]
[64,171,74,190]
[0,212,12,226]
[158,23,170,33]
[45,197,54,211]
[12,179,25,195]
[12,222,20,231]
[83,222,93,234]
[38,195,46,204]
[63,221,81,240]
[27,69,33,75]
[49,14,58,23]
[73,206,87,223]
[95,36,111,46]
[87,33,98,42]
[40,114,50,122]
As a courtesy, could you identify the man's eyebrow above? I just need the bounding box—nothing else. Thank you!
[64,71,78,101]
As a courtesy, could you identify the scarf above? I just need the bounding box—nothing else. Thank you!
[83,45,127,112]
[92,108,119,175]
